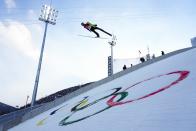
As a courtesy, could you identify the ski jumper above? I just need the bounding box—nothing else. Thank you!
[81,22,112,37]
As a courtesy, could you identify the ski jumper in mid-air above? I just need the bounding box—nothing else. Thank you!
[81,21,112,38]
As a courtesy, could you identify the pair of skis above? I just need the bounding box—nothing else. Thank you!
[78,34,109,39]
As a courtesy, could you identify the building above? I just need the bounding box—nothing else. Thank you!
[191,37,196,47]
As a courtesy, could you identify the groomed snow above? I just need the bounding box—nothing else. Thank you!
[9,48,196,131]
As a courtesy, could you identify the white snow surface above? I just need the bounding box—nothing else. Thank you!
[9,48,196,131]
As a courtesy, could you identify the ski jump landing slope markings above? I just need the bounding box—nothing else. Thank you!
[9,48,196,131]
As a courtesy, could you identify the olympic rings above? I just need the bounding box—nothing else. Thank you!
[37,71,190,127]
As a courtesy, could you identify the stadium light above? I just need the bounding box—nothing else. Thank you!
[39,5,58,25]
[31,5,58,107]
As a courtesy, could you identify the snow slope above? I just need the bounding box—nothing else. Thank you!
[9,48,196,131]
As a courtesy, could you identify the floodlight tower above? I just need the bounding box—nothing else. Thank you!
[108,35,116,76]
[31,5,58,107]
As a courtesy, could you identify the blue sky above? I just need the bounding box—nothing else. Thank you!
[0,0,195,107]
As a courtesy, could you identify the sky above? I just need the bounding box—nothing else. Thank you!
[0,0,196,107]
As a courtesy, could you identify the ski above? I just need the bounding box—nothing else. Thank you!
[78,34,109,39]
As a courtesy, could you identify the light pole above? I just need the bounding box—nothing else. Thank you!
[108,35,116,76]
[25,95,29,108]
[31,5,58,107]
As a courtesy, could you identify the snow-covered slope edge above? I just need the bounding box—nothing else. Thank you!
[7,47,196,131]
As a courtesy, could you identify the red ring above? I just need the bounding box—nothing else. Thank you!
[107,71,190,106]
